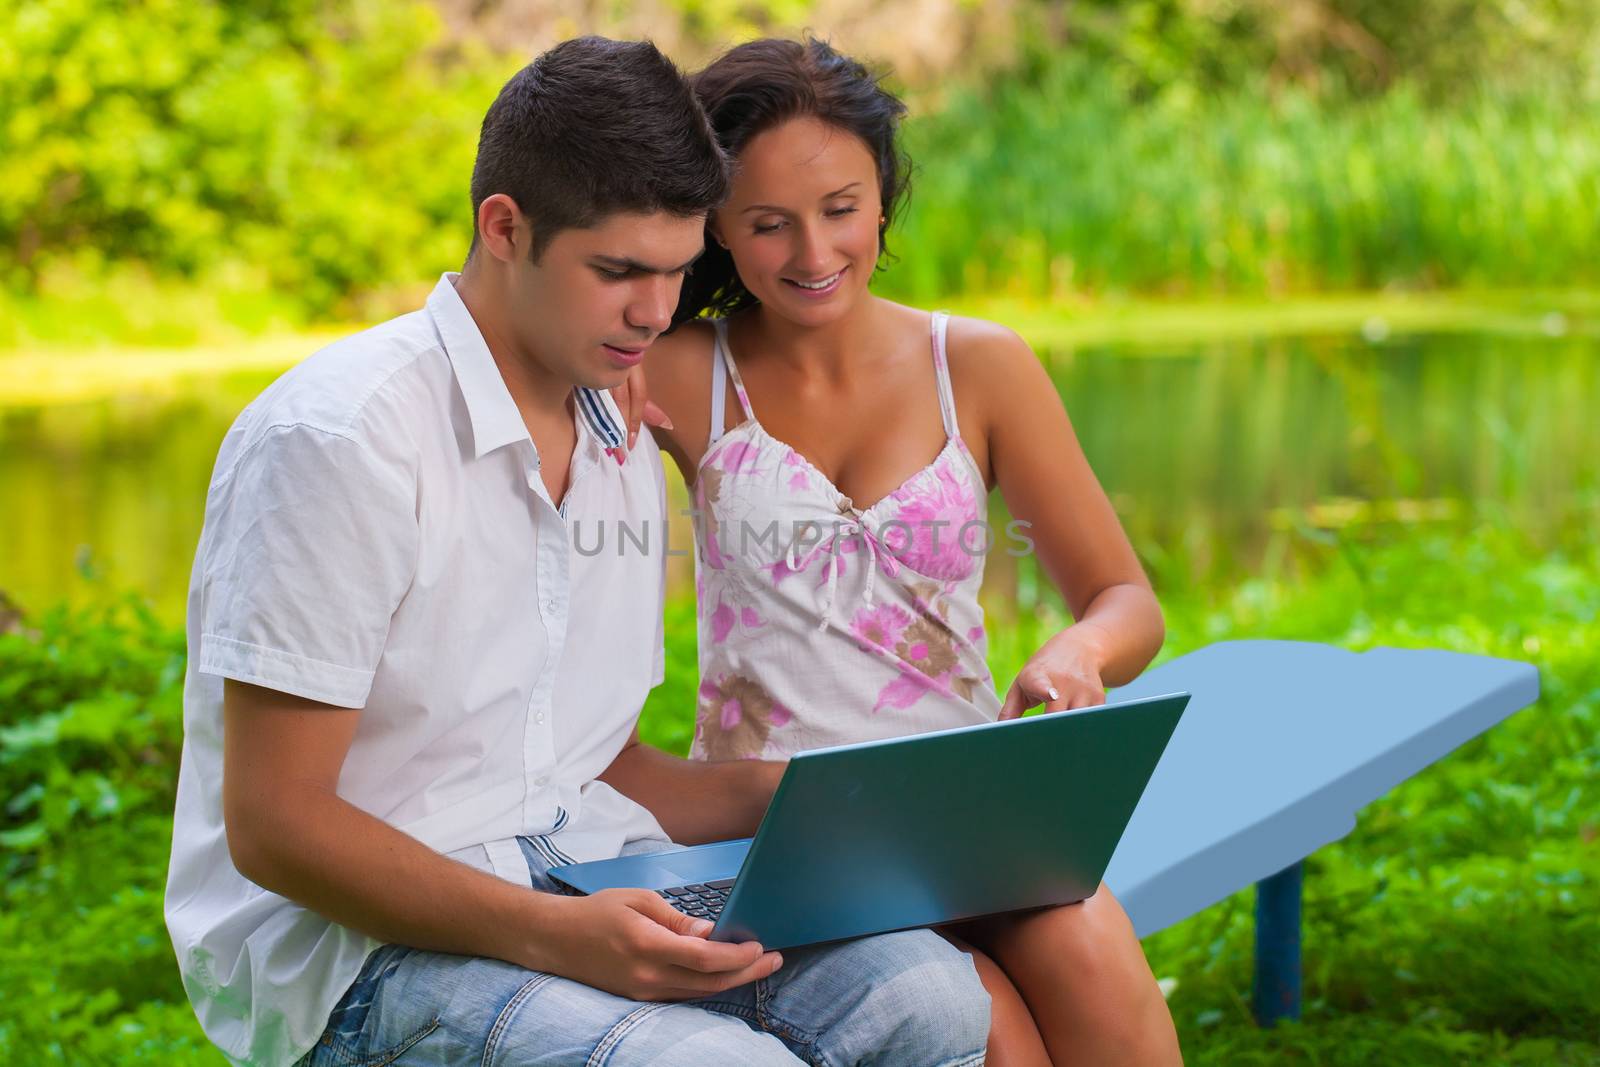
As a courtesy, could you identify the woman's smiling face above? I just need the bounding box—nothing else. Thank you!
[714,115,884,326]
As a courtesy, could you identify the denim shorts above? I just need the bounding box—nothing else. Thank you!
[296,836,990,1066]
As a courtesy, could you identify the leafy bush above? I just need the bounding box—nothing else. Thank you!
[1,0,508,320]
[0,596,184,874]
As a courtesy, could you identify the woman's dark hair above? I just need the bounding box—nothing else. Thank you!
[470,37,730,261]
[672,37,911,325]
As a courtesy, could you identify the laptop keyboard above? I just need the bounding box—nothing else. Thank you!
[655,878,736,919]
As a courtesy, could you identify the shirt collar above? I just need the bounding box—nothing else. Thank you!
[428,273,530,461]
[573,384,626,452]
[426,272,626,464]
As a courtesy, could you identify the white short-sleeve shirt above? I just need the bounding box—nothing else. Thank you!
[165,274,673,1067]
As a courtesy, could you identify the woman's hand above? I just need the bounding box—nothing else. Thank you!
[609,363,673,453]
[999,624,1113,719]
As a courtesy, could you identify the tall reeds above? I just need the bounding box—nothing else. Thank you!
[886,61,1600,301]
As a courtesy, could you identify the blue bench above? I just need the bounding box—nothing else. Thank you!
[1102,640,1540,1024]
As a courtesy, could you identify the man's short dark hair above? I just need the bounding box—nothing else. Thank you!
[470,37,731,260]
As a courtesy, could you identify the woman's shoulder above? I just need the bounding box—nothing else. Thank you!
[874,299,1031,362]
[642,319,721,473]
[644,320,716,394]
[941,312,1032,364]
[898,305,1040,394]
[930,310,1052,446]
[651,318,718,359]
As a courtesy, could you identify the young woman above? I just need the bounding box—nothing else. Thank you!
[640,38,1182,1066]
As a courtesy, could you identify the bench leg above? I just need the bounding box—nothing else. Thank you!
[1252,860,1303,1026]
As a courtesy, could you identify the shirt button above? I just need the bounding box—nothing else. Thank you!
[535,712,546,725]
[544,598,558,613]
[534,775,549,788]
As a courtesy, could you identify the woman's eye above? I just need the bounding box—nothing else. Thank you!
[827,207,859,218]
[753,221,783,235]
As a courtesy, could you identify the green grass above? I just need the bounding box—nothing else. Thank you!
[1140,530,1598,1064]
[0,331,347,406]
[1,523,1594,1063]
[0,268,316,351]
[948,289,1600,352]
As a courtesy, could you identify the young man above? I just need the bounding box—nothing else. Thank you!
[164,37,990,1067]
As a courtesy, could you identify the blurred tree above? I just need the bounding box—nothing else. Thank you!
[1035,0,1600,101]
[0,0,506,313]
[2,0,1596,315]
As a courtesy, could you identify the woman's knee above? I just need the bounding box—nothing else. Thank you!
[944,934,1052,1067]
[990,891,1175,1044]
[997,886,1144,976]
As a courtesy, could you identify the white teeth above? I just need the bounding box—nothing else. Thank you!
[791,271,842,290]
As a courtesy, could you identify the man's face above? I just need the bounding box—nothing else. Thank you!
[510,211,706,390]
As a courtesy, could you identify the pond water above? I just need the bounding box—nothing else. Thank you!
[2,328,1595,621]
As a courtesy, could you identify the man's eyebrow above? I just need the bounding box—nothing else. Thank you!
[591,252,703,275]
[739,182,863,215]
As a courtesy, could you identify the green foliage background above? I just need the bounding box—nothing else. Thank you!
[3,0,1599,340]
[3,1,1597,1062]
[3,530,1597,1063]
[2,0,504,328]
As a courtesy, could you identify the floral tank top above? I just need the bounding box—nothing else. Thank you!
[689,312,1002,761]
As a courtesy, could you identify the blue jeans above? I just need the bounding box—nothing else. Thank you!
[296,837,990,1066]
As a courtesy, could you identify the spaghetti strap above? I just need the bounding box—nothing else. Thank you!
[712,319,757,423]
[930,311,960,438]
[708,323,729,449]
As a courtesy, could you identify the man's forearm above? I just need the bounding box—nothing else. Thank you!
[227,785,571,973]
[599,742,785,844]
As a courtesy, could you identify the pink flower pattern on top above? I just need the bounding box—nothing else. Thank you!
[881,457,981,582]
[783,450,813,492]
[689,313,1001,760]
[850,602,913,651]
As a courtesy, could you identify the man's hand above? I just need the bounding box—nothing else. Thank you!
[540,888,782,1000]
[609,364,673,453]
[223,680,783,995]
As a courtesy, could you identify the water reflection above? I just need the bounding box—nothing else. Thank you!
[2,330,1594,621]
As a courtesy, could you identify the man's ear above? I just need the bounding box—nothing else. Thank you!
[476,193,525,263]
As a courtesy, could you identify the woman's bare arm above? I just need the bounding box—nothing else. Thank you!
[950,317,1165,715]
